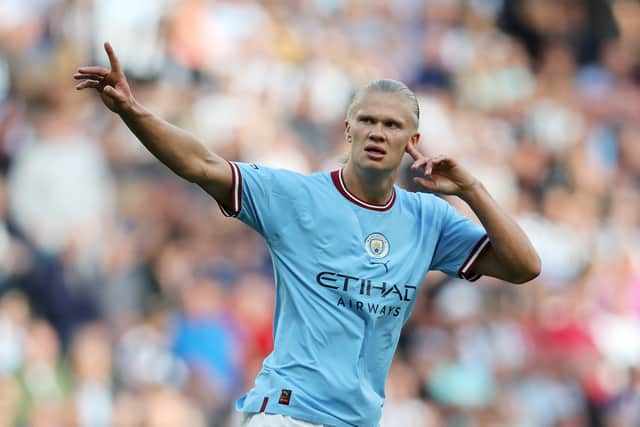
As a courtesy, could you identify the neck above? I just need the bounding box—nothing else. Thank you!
[342,162,397,205]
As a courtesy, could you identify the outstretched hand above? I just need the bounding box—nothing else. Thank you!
[74,42,135,115]
[405,143,478,197]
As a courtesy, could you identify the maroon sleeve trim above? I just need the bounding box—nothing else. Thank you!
[458,234,490,282]
[217,161,242,217]
[259,396,269,413]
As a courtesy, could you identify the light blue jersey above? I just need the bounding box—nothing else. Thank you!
[221,162,489,427]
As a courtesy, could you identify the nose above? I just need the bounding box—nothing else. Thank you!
[368,123,385,142]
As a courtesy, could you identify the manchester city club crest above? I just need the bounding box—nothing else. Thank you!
[365,233,389,259]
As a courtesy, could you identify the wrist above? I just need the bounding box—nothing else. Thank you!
[119,98,145,120]
[458,180,484,202]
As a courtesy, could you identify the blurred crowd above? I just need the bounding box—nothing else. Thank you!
[1,0,640,426]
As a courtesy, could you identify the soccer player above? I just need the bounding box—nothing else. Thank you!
[75,43,540,427]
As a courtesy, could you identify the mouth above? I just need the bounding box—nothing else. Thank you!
[364,144,386,160]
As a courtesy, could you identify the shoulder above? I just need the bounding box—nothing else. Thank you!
[235,162,332,191]
[396,187,447,211]
[395,188,456,227]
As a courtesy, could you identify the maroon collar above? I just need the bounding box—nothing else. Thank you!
[330,169,396,211]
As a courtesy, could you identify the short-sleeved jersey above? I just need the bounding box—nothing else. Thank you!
[222,162,489,427]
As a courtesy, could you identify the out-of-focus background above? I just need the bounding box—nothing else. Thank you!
[0,0,639,426]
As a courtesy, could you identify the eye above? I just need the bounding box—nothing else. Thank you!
[360,117,374,124]
[386,121,399,129]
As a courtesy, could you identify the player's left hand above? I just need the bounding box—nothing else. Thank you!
[405,143,477,196]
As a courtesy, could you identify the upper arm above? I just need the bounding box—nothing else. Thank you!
[429,198,488,281]
[210,162,302,237]
[431,208,529,284]
[468,244,536,284]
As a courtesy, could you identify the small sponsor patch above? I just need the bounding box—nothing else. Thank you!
[279,389,292,405]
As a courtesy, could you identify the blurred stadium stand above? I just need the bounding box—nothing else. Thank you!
[0,1,639,426]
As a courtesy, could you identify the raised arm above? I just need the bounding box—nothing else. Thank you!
[406,143,540,284]
[74,42,232,206]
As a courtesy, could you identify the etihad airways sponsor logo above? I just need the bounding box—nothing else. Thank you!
[315,271,417,302]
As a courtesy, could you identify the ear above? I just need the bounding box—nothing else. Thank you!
[405,133,422,160]
[344,120,352,143]
[409,132,420,148]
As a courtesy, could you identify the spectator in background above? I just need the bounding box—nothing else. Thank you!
[7,94,114,256]
[0,177,31,293]
[171,276,245,420]
[69,323,114,427]
[15,319,70,426]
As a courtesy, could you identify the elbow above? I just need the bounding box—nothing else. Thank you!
[511,254,541,284]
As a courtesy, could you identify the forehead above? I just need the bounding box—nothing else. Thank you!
[352,91,416,124]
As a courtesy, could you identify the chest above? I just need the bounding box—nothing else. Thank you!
[275,192,436,289]
[270,190,438,321]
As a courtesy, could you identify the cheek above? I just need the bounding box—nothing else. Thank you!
[391,135,410,154]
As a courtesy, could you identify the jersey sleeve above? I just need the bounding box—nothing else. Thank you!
[430,199,490,281]
[218,161,298,238]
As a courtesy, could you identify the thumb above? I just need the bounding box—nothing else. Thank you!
[413,177,438,192]
[103,85,128,103]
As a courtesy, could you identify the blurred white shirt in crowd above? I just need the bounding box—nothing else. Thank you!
[8,135,114,254]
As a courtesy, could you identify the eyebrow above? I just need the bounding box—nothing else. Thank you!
[357,114,405,127]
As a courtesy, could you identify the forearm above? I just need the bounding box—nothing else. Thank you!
[460,182,540,282]
[119,101,218,182]
[76,42,230,201]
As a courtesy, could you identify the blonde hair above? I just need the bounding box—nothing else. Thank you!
[346,79,420,128]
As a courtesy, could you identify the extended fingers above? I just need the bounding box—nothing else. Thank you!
[411,157,436,175]
[73,73,104,81]
[425,158,434,175]
[76,66,109,76]
[410,157,428,171]
[75,79,101,90]
[104,42,121,73]
[410,152,453,176]
[405,142,422,160]
[413,177,437,192]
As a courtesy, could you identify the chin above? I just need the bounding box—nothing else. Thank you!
[358,158,395,173]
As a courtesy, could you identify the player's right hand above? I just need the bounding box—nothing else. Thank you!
[74,42,135,115]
